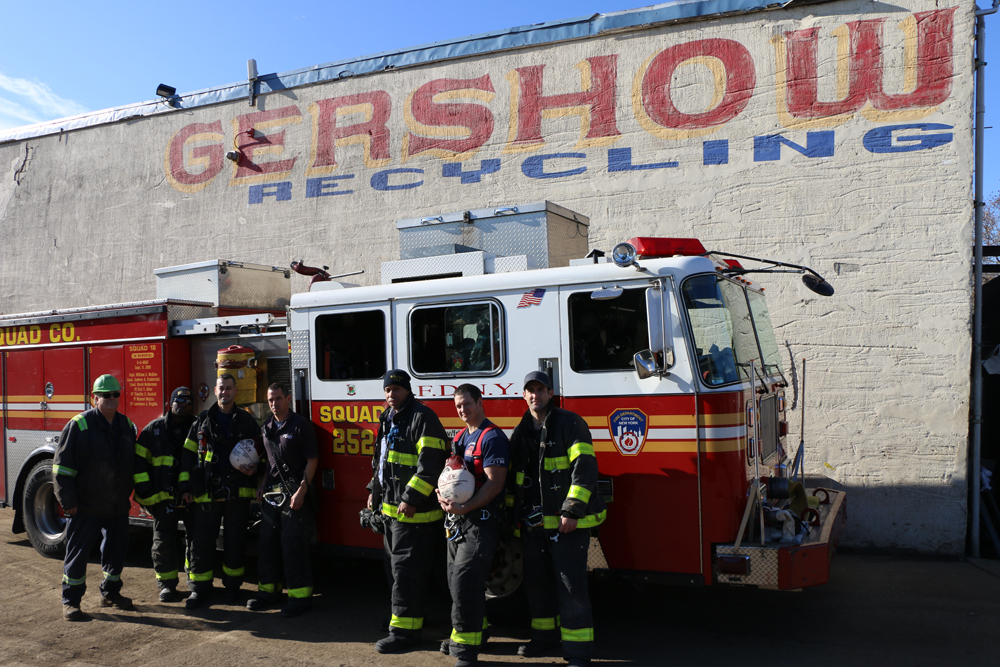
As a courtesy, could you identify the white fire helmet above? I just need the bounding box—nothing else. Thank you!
[230,439,260,470]
[438,455,475,504]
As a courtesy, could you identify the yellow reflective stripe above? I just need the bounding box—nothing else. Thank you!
[505,493,514,507]
[567,442,595,461]
[288,586,313,599]
[135,443,152,460]
[223,565,244,577]
[238,487,257,498]
[189,569,214,582]
[63,573,86,586]
[387,451,418,466]
[133,472,150,484]
[258,582,277,594]
[204,450,214,462]
[451,629,482,646]
[72,414,88,431]
[193,493,211,503]
[561,627,594,642]
[543,456,570,471]
[135,491,171,506]
[184,438,198,452]
[406,476,434,497]
[151,455,174,467]
[531,617,558,631]
[567,485,591,504]
[483,617,489,629]
[390,614,424,630]
[103,572,121,581]
[155,569,179,581]
[542,509,606,530]
[178,471,190,482]
[414,436,446,453]
[515,472,525,485]
[381,502,444,524]
[52,465,78,477]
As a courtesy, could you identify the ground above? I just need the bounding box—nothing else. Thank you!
[1,509,998,667]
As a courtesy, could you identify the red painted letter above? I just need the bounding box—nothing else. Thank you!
[405,75,495,160]
[232,106,303,182]
[308,92,392,172]
[164,121,224,192]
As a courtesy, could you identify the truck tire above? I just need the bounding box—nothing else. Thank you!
[22,460,68,558]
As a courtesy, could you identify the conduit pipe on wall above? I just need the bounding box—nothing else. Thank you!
[972,0,999,559]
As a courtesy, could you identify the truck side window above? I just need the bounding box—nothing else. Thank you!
[568,288,649,372]
[315,311,387,380]
[746,289,784,377]
[409,301,504,376]
[682,275,758,386]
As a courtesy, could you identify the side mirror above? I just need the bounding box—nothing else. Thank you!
[634,350,658,379]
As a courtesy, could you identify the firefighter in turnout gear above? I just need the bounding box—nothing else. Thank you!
[511,371,606,667]
[53,374,138,620]
[247,383,319,618]
[180,373,261,609]
[437,384,510,667]
[134,386,197,602]
[369,369,448,654]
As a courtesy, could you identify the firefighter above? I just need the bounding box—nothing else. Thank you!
[53,374,137,621]
[369,369,448,654]
[179,373,260,609]
[437,384,510,667]
[134,387,196,602]
[246,382,318,618]
[511,371,606,667]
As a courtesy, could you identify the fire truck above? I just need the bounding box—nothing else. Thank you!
[1,202,845,590]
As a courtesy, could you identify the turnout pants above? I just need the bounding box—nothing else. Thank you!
[444,517,500,660]
[522,526,594,660]
[62,513,129,605]
[188,498,250,593]
[256,498,315,605]
[150,503,192,590]
[384,518,443,637]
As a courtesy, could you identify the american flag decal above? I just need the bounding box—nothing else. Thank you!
[517,288,546,308]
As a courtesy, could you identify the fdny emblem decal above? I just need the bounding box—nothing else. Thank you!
[197,382,209,402]
[347,384,356,396]
[609,409,647,456]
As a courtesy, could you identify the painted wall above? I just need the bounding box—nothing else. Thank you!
[0,0,977,553]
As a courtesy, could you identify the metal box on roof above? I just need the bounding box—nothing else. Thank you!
[394,201,589,271]
[154,260,291,311]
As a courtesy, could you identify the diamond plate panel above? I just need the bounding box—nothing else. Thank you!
[715,545,781,586]
[381,252,487,284]
[587,536,609,571]
[290,330,311,370]
[3,429,59,506]
[155,261,291,310]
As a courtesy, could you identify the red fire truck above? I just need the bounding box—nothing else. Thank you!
[1,202,845,590]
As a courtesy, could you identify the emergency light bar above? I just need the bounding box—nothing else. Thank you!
[626,237,706,258]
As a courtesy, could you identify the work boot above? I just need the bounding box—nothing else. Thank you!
[185,590,209,610]
[517,638,560,657]
[567,659,591,667]
[159,587,178,603]
[99,593,134,611]
[63,603,84,621]
[246,597,276,612]
[280,600,310,618]
[223,587,241,604]
[375,633,420,654]
[455,657,478,667]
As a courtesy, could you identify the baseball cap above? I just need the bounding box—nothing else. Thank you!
[523,370,552,390]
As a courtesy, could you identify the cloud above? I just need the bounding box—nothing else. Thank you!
[0,72,89,131]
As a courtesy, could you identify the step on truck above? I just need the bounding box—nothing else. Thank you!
[1,201,845,590]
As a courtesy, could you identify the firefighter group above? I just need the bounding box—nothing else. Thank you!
[51,368,606,667]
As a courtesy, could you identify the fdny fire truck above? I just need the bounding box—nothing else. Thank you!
[0,202,845,590]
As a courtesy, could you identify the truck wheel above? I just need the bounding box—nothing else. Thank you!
[23,460,68,558]
[485,537,529,627]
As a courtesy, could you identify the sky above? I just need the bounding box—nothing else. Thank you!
[1,0,998,198]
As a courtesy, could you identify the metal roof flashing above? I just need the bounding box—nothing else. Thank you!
[0,0,835,145]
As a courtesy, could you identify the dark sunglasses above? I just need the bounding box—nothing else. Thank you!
[96,391,121,399]
[172,397,192,405]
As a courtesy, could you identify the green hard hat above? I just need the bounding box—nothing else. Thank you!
[92,374,121,393]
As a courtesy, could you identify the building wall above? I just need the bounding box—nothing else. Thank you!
[0,0,977,553]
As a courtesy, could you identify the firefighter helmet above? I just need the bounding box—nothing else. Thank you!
[438,455,475,504]
[230,439,260,471]
[92,374,121,393]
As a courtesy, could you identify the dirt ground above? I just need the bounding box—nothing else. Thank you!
[1,508,999,667]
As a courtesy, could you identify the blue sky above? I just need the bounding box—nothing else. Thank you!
[1,1,997,198]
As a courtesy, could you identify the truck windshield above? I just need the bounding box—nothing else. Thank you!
[681,275,759,386]
[746,289,784,377]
